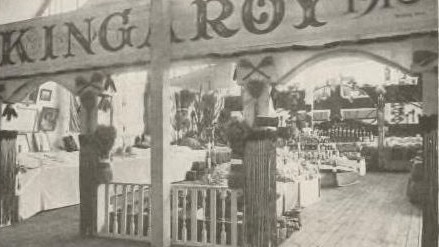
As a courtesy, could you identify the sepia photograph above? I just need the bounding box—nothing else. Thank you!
[0,0,437,247]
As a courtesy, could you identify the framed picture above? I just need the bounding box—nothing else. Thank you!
[39,107,59,131]
[39,89,52,101]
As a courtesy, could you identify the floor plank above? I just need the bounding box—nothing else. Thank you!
[281,172,422,247]
[0,206,148,247]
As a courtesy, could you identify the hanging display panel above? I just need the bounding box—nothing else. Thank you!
[0,0,436,80]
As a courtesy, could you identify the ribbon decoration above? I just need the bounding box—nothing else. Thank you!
[76,73,117,113]
[75,73,105,96]
[239,56,274,81]
[236,56,279,126]
[2,104,18,121]
[98,75,116,112]
[98,95,113,112]
[104,75,117,93]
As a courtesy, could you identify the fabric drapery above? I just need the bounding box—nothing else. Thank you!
[0,131,18,225]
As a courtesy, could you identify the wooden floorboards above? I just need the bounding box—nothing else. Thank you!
[0,172,421,247]
[0,206,147,247]
[281,172,422,247]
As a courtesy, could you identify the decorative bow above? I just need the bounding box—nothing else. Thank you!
[104,75,117,93]
[239,56,274,81]
[75,73,105,95]
[2,104,18,121]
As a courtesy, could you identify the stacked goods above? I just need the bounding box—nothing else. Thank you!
[360,143,379,171]
[185,161,208,181]
[384,136,422,172]
[315,125,376,143]
[407,152,428,204]
[276,208,302,244]
[276,149,301,183]
[210,147,232,166]
[185,147,232,183]
[209,162,230,186]
[276,148,319,182]
[361,136,422,171]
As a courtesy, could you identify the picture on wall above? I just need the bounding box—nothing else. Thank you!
[39,107,59,131]
[39,89,52,101]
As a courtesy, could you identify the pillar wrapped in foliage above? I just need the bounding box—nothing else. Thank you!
[243,129,277,247]
[0,131,18,225]
[79,125,117,236]
[79,134,98,237]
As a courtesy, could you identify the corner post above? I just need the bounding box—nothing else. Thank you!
[78,89,99,237]
[148,0,172,246]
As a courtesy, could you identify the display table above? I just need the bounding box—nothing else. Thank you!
[276,176,321,216]
[320,168,360,187]
[298,176,321,207]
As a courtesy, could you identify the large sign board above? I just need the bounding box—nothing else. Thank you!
[0,0,436,80]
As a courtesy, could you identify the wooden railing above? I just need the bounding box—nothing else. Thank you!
[171,184,244,247]
[96,183,151,242]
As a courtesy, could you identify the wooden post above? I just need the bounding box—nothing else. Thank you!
[419,69,438,247]
[148,0,172,246]
[244,137,277,247]
[377,94,385,170]
[236,56,278,246]
[79,90,99,237]
[0,101,2,130]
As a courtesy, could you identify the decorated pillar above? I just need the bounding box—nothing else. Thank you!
[376,93,386,170]
[236,55,279,247]
[76,72,104,237]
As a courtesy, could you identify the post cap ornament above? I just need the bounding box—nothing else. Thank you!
[235,55,279,128]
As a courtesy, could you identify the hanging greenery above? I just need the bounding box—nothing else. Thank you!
[224,119,251,158]
[246,79,266,99]
[93,125,117,159]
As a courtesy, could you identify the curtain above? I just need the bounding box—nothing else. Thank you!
[69,94,81,133]
[0,131,18,225]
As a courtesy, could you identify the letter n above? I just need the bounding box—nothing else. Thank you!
[64,18,95,58]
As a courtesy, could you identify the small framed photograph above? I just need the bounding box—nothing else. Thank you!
[39,89,52,101]
[39,107,59,131]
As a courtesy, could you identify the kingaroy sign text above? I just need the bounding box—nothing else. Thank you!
[0,0,436,80]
